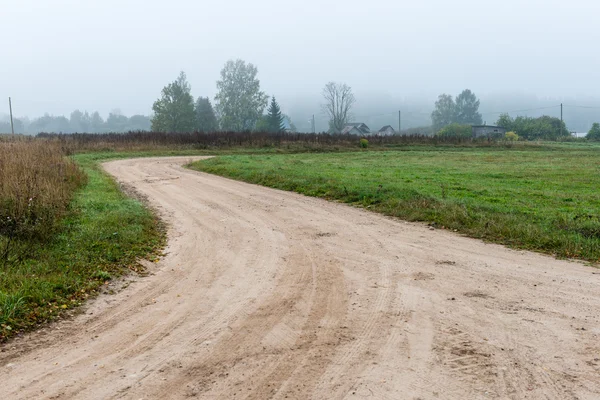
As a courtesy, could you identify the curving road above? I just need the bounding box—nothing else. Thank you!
[1,156,599,399]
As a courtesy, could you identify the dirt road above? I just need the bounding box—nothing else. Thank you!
[1,156,599,399]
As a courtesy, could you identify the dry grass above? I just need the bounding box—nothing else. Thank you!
[37,131,493,153]
[0,139,86,263]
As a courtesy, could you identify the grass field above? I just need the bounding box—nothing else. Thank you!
[0,152,167,341]
[190,143,600,263]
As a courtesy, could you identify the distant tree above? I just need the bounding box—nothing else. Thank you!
[28,114,71,133]
[0,118,24,134]
[106,110,129,132]
[586,122,600,141]
[495,114,569,140]
[90,111,105,132]
[321,82,355,133]
[254,116,270,132]
[215,59,268,131]
[431,94,457,132]
[70,109,90,132]
[151,71,196,132]
[129,115,151,131]
[266,97,285,133]
[495,113,513,130]
[194,97,218,132]
[455,89,482,125]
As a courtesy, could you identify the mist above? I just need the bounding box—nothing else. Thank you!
[2,0,599,133]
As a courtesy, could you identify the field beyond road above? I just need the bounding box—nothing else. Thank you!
[190,144,600,263]
[1,156,598,399]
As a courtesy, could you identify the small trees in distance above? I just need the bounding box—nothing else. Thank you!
[455,89,483,125]
[587,122,600,141]
[431,94,457,132]
[431,89,482,132]
[266,97,285,133]
[151,71,196,133]
[321,82,355,133]
[195,97,218,132]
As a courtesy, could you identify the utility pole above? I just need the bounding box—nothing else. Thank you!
[398,110,401,133]
[560,103,563,137]
[312,114,315,133]
[8,97,14,135]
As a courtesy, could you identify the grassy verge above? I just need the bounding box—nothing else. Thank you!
[189,144,600,263]
[0,153,167,341]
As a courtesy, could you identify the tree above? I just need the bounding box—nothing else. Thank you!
[151,71,196,132]
[586,122,600,141]
[194,97,218,132]
[106,110,129,132]
[431,94,457,132]
[254,116,270,132]
[266,96,285,133]
[215,59,268,131]
[90,111,104,132]
[70,109,90,132]
[495,113,513,131]
[495,114,569,140]
[321,82,355,133]
[128,115,151,131]
[455,89,482,125]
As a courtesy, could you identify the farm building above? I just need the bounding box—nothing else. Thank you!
[378,125,396,135]
[472,125,506,138]
[341,123,370,135]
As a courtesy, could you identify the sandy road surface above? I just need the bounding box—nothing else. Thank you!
[1,156,599,399]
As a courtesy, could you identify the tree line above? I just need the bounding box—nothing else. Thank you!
[0,110,150,134]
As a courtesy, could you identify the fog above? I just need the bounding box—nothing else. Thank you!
[2,0,600,132]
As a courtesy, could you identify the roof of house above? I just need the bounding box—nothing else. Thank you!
[343,122,370,132]
[379,125,395,132]
[341,125,362,134]
[345,122,368,127]
[471,125,505,129]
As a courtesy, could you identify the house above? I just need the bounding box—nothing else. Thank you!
[341,123,370,135]
[472,125,506,138]
[378,125,396,136]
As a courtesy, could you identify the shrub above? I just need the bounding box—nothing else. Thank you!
[359,138,369,148]
[436,123,472,139]
[495,114,569,140]
[505,131,519,141]
[586,122,600,141]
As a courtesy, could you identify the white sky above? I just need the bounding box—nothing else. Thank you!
[2,0,599,117]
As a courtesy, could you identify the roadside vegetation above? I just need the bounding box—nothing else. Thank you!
[0,141,165,341]
[190,143,600,263]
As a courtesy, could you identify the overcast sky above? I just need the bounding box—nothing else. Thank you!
[2,0,599,118]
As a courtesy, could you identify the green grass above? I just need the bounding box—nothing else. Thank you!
[0,153,167,340]
[189,144,600,263]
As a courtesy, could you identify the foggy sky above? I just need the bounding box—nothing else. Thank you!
[2,0,599,119]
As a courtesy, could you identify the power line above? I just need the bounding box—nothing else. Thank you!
[481,105,560,116]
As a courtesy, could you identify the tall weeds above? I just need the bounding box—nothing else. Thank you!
[38,131,492,153]
[0,140,86,264]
